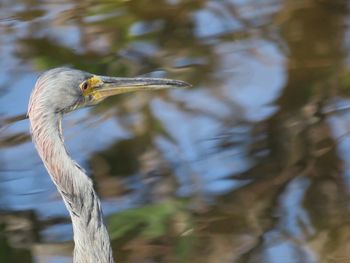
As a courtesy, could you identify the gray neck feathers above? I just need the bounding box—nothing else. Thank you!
[29,109,114,263]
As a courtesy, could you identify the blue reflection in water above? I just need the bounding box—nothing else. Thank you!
[279,177,314,238]
[1,35,286,207]
[328,99,350,189]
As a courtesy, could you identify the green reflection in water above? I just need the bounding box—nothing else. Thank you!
[0,223,33,263]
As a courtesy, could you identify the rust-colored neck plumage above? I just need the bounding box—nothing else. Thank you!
[28,104,114,263]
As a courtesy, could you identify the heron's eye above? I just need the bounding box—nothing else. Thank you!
[81,82,88,91]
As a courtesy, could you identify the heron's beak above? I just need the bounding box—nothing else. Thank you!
[91,76,191,102]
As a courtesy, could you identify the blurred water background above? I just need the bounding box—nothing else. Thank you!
[1,0,350,262]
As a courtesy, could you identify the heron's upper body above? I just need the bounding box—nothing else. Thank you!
[28,68,114,263]
[28,67,190,263]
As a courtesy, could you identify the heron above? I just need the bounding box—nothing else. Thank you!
[27,67,190,263]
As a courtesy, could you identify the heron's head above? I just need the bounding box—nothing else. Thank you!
[28,67,190,116]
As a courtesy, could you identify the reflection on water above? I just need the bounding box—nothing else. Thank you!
[1,0,350,262]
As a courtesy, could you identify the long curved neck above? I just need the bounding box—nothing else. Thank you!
[29,110,114,263]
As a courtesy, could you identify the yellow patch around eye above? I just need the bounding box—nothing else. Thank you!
[80,75,103,96]
[87,75,103,87]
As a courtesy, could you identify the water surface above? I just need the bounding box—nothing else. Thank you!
[1,0,350,262]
